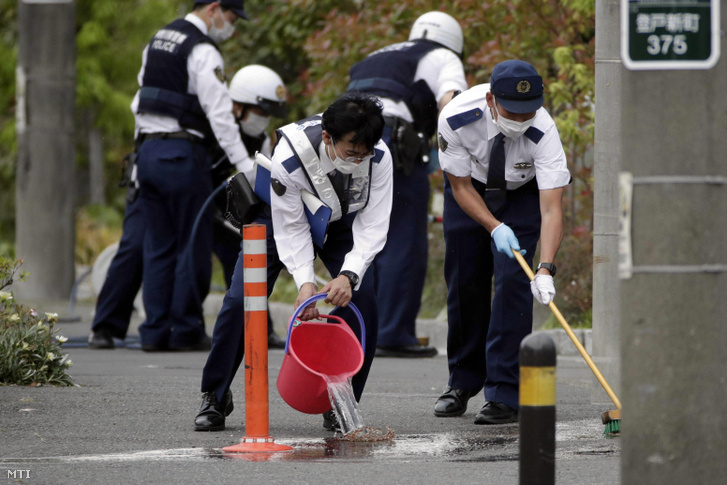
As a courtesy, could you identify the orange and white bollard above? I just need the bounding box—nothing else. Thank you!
[223,224,292,453]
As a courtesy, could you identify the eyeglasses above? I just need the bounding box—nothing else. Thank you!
[333,141,374,163]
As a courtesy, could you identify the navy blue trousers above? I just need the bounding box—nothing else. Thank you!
[91,197,143,339]
[373,127,429,347]
[212,217,240,288]
[201,212,379,404]
[91,170,275,342]
[136,138,213,348]
[442,177,541,410]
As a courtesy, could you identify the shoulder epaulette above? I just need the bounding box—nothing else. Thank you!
[372,147,385,164]
[524,126,544,144]
[281,156,299,174]
[446,108,484,131]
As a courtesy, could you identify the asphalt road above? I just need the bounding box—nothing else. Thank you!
[0,297,620,484]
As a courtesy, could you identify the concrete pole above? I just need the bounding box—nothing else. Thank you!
[15,0,76,300]
[620,2,727,482]
[592,0,624,402]
[87,110,106,205]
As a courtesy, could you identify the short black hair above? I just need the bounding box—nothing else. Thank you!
[321,92,384,152]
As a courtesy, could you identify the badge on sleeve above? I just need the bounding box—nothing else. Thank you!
[214,66,226,83]
[271,178,287,196]
[438,132,448,152]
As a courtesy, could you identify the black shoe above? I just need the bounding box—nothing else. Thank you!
[322,410,341,432]
[474,401,518,425]
[194,390,234,431]
[268,332,286,349]
[434,387,481,417]
[140,342,170,352]
[170,335,212,352]
[376,344,438,358]
[88,329,114,349]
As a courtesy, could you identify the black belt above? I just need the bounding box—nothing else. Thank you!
[472,177,539,198]
[138,131,203,143]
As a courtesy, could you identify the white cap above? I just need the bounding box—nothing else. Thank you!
[229,64,288,118]
[408,11,463,56]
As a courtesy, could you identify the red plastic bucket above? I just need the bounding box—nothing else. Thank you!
[276,294,366,414]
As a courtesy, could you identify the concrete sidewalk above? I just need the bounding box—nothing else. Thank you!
[0,296,620,484]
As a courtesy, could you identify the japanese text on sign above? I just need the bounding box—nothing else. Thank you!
[621,0,720,70]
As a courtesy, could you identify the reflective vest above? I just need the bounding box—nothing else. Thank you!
[276,116,373,222]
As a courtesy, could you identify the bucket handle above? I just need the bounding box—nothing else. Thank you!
[284,293,366,354]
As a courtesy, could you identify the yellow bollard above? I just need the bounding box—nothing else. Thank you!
[519,332,556,485]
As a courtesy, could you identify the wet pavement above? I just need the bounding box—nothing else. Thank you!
[0,297,620,484]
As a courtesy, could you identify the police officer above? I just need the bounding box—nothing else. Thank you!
[131,0,250,351]
[347,11,467,358]
[434,60,570,424]
[211,65,288,285]
[206,64,289,348]
[194,92,393,432]
[88,64,288,350]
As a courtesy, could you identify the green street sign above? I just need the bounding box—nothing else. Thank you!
[621,0,720,69]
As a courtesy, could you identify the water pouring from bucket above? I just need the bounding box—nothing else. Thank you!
[276,294,366,434]
[326,375,364,435]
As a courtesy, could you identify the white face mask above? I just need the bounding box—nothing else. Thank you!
[240,111,270,137]
[330,141,371,174]
[332,159,361,174]
[208,11,235,43]
[492,100,535,139]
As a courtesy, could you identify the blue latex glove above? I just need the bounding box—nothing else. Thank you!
[491,223,526,259]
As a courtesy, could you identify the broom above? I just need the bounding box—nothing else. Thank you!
[513,249,621,435]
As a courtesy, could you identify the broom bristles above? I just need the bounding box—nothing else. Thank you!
[602,409,621,436]
[603,419,620,436]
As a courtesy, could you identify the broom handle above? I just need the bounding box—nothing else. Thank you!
[513,249,622,410]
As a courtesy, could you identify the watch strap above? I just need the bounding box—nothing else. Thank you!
[537,262,556,277]
[338,270,359,288]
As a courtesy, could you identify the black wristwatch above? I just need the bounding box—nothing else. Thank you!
[338,270,359,288]
[537,262,557,277]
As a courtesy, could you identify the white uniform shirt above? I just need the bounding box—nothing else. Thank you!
[438,84,570,191]
[130,14,253,180]
[379,46,468,120]
[271,136,394,290]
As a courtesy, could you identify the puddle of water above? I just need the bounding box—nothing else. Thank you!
[0,434,515,464]
[0,424,615,465]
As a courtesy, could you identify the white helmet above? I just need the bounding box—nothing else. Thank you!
[408,11,463,56]
[229,64,288,118]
